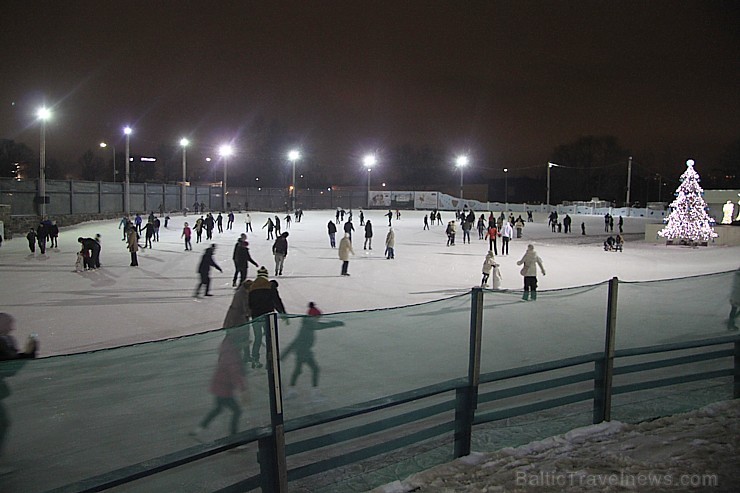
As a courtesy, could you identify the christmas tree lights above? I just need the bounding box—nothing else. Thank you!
[658,159,718,244]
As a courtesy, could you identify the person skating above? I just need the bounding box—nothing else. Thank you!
[153,217,160,241]
[182,222,192,250]
[385,210,393,227]
[78,237,101,270]
[216,213,223,233]
[343,220,354,242]
[385,227,395,259]
[272,232,289,276]
[282,302,344,401]
[262,217,275,240]
[338,233,354,276]
[194,216,204,243]
[245,213,253,232]
[127,227,140,266]
[501,221,513,255]
[36,221,48,255]
[424,214,430,230]
[190,328,248,439]
[141,220,155,248]
[363,220,373,250]
[327,220,337,248]
[49,221,59,248]
[232,234,258,286]
[516,244,546,301]
[445,220,456,246]
[26,229,36,254]
[204,213,215,240]
[227,211,234,230]
[194,244,223,297]
[485,223,499,254]
[481,251,501,288]
[247,267,288,368]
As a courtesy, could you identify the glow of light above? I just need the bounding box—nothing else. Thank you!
[37,107,51,120]
[180,138,189,147]
[99,142,107,148]
[219,144,233,157]
[363,154,376,168]
[456,155,469,167]
[123,126,132,135]
[288,149,301,162]
[686,159,695,167]
[205,157,211,162]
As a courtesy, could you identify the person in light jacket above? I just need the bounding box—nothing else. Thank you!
[385,227,395,259]
[338,233,354,276]
[481,251,501,289]
[516,244,545,301]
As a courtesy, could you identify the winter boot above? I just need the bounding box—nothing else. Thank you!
[522,291,530,301]
[531,291,537,301]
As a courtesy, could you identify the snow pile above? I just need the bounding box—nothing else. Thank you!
[374,400,740,492]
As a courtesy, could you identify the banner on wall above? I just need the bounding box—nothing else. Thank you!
[391,192,414,208]
[414,191,438,209]
[369,191,391,207]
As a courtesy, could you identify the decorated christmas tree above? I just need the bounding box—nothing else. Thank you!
[658,159,718,244]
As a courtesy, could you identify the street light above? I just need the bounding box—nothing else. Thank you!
[363,154,377,208]
[288,149,301,211]
[546,162,560,210]
[180,138,189,212]
[36,107,51,217]
[503,168,508,206]
[219,144,233,211]
[99,142,116,183]
[455,155,469,200]
[123,126,133,215]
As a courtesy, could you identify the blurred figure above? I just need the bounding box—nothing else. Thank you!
[1,313,37,473]
[190,328,249,438]
[729,268,740,331]
[282,303,344,401]
[194,244,223,298]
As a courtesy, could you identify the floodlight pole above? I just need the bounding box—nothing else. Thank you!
[626,156,632,207]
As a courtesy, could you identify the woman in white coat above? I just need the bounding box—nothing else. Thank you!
[516,244,545,300]
[385,227,395,259]
[338,233,354,276]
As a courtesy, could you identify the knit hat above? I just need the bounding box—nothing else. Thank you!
[307,302,322,317]
[257,266,269,279]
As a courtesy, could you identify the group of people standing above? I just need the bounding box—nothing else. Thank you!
[25,219,58,255]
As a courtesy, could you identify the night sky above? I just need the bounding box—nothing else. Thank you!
[1,0,738,184]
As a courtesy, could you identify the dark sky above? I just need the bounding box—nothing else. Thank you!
[2,0,738,182]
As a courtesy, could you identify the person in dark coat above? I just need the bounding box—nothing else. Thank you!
[204,213,215,240]
[363,220,373,250]
[282,302,344,400]
[141,220,155,248]
[194,244,223,298]
[78,237,101,270]
[232,234,258,287]
[272,232,289,276]
[247,267,287,368]
[49,221,59,248]
[216,213,223,233]
[26,229,36,253]
[36,222,48,255]
[327,220,337,248]
[343,220,354,242]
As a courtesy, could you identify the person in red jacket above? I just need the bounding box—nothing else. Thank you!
[190,328,248,438]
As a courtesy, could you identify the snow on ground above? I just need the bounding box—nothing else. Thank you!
[0,210,737,356]
[373,399,740,493]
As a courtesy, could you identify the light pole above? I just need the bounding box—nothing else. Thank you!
[180,138,189,212]
[455,155,468,200]
[99,142,116,183]
[288,149,300,212]
[503,168,508,207]
[37,107,51,217]
[546,162,560,211]
[124,126,132,215]
[363,154,376,208]
[219,144,233,211]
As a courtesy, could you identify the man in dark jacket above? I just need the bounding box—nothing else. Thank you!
[78,237,101,270]
[194,244,222,298]
[327,220,337,248]
[232,234,258,287]
[272,232,289,276]
[247,267,287,368]
[343,220,354,242]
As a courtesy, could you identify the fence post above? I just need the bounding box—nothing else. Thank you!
[454,287,484,458]
[258,313,288,492]
[594,277,619,423]
[734,341,740,399]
